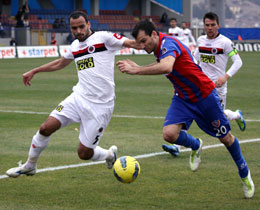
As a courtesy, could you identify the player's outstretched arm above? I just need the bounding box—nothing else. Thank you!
[123,39,144,50]
[23,57,73,86]
[117,55,175,75]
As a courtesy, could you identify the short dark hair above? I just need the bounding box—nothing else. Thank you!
[68,11,88,24]
[170,18,177,22]
[131,19,158,39]
[203,12,219,25]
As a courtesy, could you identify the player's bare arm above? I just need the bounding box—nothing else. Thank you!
[117,55,175,75]
[23,57,73,86]
[123,39,144,50]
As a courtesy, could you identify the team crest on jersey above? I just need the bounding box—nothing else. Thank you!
[211,120,220,128]
[162,47,167,55]
[211,48,218,54]
[113,33,123,40]
[88,45,95,53]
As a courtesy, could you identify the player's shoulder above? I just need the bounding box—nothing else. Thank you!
[197,35,207,42]
[218,34,232,43]
[70,39,79,48]
[95,31,126,40]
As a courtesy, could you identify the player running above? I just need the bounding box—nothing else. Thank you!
[117,19,254,199]
[194,12,246,131]
[6,11,141,178]
[163,12,246,157]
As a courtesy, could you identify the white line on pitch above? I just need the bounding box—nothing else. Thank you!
[0,109,260,122]
[0,138,259,180]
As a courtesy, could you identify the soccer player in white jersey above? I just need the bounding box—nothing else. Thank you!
[168,18,183,40]
[194,12,246,131]
[6,11,141,178]
[181,21,196,48]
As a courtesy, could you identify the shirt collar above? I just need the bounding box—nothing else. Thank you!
[154,32,164,57]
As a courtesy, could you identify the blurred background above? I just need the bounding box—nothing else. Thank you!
[0,0,259,46]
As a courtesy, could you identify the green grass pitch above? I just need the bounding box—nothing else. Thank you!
[0,52,260,209]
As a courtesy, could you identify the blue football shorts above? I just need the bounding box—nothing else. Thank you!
[164,89,230,138]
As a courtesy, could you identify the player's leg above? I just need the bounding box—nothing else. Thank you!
[78,101,117,169]
[224,109,246,131]
[219,132,254,198]
[219,92,246,131]
[6,93,78,178]
[163,124,200,150]
[162,96,202,161]
[78,142,117,169]
[198,89,254,198]
[6,116,61,177]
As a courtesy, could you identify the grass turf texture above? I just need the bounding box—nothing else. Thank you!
[0,53,260,209]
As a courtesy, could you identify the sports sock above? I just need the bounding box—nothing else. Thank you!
[91,146,110,161]
[175,131,200,150]
[25,130,50,169]
[226,137,248,178]
[224,109,240,121]
[173,144,181,150]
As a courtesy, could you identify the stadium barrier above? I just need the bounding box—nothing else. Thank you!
[1,42,259,59]
[0,45,148,59]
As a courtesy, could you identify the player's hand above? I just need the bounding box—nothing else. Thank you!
[23,71,35,86]
[215,74,229,88]
[116,59,139,74]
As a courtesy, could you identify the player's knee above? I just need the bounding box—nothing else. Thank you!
[163,128,179,143]
[77,145,93,160]
[39,118,61,136]
[78,151,92,160]
[39,123,52,136]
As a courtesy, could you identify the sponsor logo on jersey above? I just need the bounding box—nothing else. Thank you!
[200,54,215,63]
[56,105,64,112]
[77,57,94,71]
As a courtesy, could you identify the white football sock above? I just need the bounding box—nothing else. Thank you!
[174,144,181,150]
[224,109,240,121]
[25,130,50,169]
[91,146,110,161]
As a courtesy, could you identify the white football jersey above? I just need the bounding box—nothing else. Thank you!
[64,31,126,103]
[168,26,183,40]
[194,34,235,95]
[181,28,196,46]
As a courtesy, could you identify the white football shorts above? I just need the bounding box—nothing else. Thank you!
[50,92,114,148]
[216,91,227,110]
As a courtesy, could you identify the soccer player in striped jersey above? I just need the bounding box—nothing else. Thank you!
[6,11,141,178]
[194,12,246,132]
[117,19,254,198]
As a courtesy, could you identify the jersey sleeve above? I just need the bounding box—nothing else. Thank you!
[63,46,74,59]
[160,37,182,60]
[63,40,78,60]
[223,38,235,55]
[103,32,127,51]
[193,37,201,61]
[188,29,196,45]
